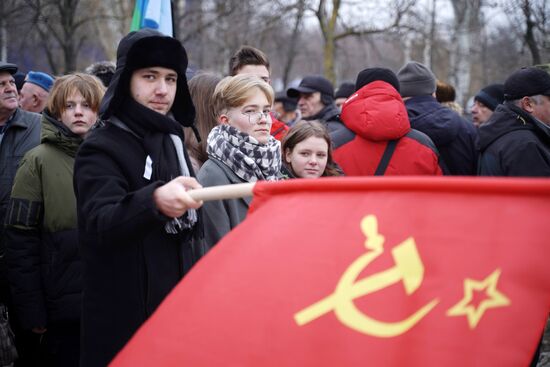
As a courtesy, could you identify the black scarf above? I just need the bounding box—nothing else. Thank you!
[116,97,184,180]
[114,97,197,232]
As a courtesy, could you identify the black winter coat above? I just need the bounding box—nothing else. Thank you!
[0,109,41,302]
[477,103,550,176]
[405,95,478,175]
[74,123,201,367]
[75,29,201,367]
[305,104,354,149]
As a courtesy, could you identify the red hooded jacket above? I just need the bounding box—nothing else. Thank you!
[333,81,443,175]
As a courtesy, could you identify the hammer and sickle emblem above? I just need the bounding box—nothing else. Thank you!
[294,215,439,337]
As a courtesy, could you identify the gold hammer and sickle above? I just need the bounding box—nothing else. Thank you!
[294,215,439,337]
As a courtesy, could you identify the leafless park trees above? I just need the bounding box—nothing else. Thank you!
[0,0,548,105]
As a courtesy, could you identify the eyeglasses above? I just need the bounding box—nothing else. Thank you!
[242,111,271,124]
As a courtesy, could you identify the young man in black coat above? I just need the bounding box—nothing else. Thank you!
[74,29,203,367]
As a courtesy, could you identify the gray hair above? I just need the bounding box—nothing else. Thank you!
[510,94,544,107]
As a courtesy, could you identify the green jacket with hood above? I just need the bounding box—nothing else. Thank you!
[4,112,82,330]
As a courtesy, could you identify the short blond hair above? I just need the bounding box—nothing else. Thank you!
[213,74,274,117]
[47,73,105,119]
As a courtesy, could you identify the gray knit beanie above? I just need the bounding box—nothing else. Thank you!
[397,61,436,97]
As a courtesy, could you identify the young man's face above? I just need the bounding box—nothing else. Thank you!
[236,65,270,84]
[130,67,177,115]
[60,90,98,138]
[220,87,272,144]
[0,72,18,117]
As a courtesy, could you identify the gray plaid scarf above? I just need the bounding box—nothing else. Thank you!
[206,124,281,182]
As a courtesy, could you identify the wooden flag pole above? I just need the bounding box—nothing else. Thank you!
[187,182,256,202]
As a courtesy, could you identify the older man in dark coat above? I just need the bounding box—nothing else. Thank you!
[477,67,550,176]
[0,60,41,366]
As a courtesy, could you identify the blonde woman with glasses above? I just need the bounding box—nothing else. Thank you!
[198,74,281,251]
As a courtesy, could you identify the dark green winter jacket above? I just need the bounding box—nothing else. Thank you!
[4,111,82,330]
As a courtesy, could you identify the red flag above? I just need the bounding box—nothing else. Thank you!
[111,177,550,366]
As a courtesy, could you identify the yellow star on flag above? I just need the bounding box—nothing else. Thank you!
[446,268,511,329]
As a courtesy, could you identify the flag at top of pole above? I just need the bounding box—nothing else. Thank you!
[130,0,173,37]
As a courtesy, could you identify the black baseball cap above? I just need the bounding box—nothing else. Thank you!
[504,67,550,100]
[287,75,334,98]
[0,61,18,75]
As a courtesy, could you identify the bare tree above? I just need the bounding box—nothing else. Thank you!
[448,0,483,106]
[425,0,437,69]
[398,0,440,69]
[0,0,538,92]
[19,0,119,74]
[312,0,414,83]
[261,0,309,87]
[91,0,132,61]
[503,0,550,65]
[0,1,32,61]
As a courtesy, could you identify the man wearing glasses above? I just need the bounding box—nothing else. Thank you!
[229,45,289,140]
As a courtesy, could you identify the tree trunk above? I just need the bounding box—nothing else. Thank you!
[323,31,336,83]
[426,0,437,70]
[282,0,306,88]
[449,0,482,107]
[403,33,412,63]
[316,0,340,84]
[92,0,130,61]
[0,1,6,61]
[523,0,541,65]
[183,0,205,69]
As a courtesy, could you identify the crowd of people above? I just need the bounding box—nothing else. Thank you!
[0,27,549,366]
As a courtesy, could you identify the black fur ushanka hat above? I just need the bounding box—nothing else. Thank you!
[100,28,196,127]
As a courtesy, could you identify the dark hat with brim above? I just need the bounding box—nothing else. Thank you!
[287,75,334,99]
[0,61,18,75]
[504,67,550,100]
